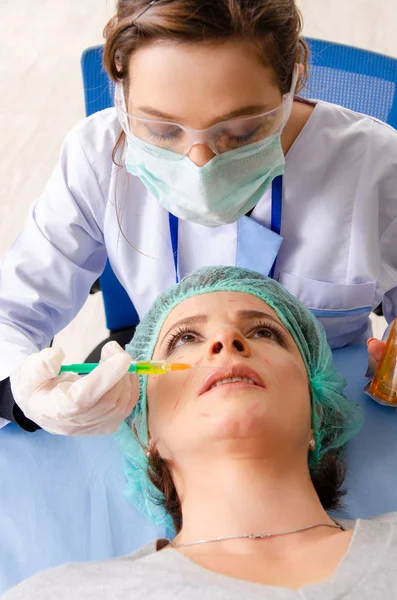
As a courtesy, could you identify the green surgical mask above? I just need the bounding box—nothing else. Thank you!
[125,132,286,227]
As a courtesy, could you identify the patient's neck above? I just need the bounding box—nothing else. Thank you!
[175,454,334,550]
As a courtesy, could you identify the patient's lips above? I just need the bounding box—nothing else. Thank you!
[198,363,265,396]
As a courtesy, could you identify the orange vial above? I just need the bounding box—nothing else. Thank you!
[369,318,397,405]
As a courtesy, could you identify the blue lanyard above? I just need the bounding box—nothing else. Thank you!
[168,174,283,283]
[169,211,179,283]
[268,174,283,278]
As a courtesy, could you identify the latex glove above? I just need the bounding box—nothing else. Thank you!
[367,337,386,376]
[10,341,139,435]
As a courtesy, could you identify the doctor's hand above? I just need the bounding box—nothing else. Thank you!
[367,337,386,376]
[10,342,139,436]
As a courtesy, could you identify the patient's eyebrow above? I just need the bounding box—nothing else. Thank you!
[236,310,288,332]
[160,314,208,346]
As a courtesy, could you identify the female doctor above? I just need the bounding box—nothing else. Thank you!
[0,0,396,435]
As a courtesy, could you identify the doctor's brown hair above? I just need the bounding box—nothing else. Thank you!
[103,0,309,161]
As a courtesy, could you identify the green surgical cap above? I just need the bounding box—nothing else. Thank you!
[116,266,363,530]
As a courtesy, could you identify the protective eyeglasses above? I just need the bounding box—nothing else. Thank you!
[114,67,298,157]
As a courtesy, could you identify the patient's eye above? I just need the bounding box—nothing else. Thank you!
[247,322,286,346]
[165,327,202,354]
[252,326,277,339]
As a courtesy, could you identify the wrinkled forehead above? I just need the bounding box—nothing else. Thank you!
[167,290,277,322]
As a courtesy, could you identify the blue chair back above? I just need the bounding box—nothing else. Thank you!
[301,38,397,127]
[81,40,397,330]
[81,46,138,331]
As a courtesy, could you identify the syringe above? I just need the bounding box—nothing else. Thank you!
[59,361,193,376]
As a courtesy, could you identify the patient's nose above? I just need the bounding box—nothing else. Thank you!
[209,328,250,357]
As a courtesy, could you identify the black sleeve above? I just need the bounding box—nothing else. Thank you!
[0,377,41,432]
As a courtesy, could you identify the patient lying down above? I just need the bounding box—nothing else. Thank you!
[4,267,397,599]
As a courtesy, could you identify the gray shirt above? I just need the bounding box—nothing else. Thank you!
[3,513,397,599]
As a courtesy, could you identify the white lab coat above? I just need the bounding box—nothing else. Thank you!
[0,99,396,384]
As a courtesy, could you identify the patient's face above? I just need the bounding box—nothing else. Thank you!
[147,291,311,464]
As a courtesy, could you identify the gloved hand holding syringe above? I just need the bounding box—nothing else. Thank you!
[10,343,211,437]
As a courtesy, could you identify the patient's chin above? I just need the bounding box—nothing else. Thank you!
[203,398,268,439]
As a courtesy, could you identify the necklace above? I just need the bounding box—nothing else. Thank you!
[168,522,344,548]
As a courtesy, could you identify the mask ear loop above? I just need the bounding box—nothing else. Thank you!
[114,83,131,132]
[280,65,299,129]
